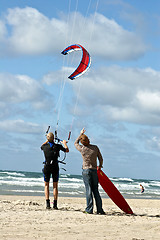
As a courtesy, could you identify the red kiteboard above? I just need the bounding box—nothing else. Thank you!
[97,168,133,214]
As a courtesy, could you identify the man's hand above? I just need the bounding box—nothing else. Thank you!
[97,166,103,170]
[80,128,86,135]
[61,140,69,152]
[62,140,68,144]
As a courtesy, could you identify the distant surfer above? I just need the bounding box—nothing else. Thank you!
[140,184,144,193]
[41,132,69,209]
[74,128,105,215]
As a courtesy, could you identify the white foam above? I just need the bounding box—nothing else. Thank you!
[60,174,71,178]
[0,180,44,187]
[149,181,160,187]
[111,177,133,182]
[1,171,25,177]
[60,178,83,183]
[59,182,84,189]
[9,189,44,193]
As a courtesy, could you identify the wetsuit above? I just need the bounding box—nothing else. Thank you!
[41,142,66,182]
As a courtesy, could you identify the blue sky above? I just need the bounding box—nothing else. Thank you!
[0,0,160,180]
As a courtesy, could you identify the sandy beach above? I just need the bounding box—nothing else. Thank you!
[0,195,160,240]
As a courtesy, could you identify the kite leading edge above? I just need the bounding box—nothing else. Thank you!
[61,44,91,80]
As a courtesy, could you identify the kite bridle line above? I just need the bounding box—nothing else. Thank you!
[53,0,74,140]
[53,0,99,142]
[64,0,99,136]
[52,0,77,141]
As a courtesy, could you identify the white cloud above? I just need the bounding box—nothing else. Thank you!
[87,13,146,60]
[0,119,41,133]
[0,20,7,56]
[0,73,54,118]
[42,67,72,85]
[65,65,160,125]
[0,7,147,60]
[137,127,160,152]
[0,20,6,40]
[41,64,160,127]
[137,91,160,113]
[0,73,48,104]
[146,136,160,151]
[5,7,66,56]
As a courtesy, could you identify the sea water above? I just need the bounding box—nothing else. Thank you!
[0,170,160,199]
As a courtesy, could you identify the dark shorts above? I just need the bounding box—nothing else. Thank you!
[42,164,59,182]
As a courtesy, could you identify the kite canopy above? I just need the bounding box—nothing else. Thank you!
[61,44,91,80]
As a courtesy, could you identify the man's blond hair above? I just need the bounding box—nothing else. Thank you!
[47,132,54,142]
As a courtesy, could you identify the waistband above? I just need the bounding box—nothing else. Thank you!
[43,160,58,165]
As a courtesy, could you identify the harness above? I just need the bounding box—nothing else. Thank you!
[43,127,67,171]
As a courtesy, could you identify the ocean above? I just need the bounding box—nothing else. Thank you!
[0,170,160,199]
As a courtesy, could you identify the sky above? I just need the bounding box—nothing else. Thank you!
[0,0,160,180]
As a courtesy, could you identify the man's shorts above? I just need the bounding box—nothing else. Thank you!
[42,165,59,182]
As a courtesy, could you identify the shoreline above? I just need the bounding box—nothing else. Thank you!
[0,192,159,200]
[0,195,160,240]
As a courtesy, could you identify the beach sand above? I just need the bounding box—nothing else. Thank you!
[0,195,160,240]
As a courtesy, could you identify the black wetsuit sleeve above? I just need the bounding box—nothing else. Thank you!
[41,144,47,150]
[59,144,67,152]
[41,145,44,150]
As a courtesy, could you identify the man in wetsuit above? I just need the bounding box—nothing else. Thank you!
[74,128,105,214]
[41,132,69,209]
